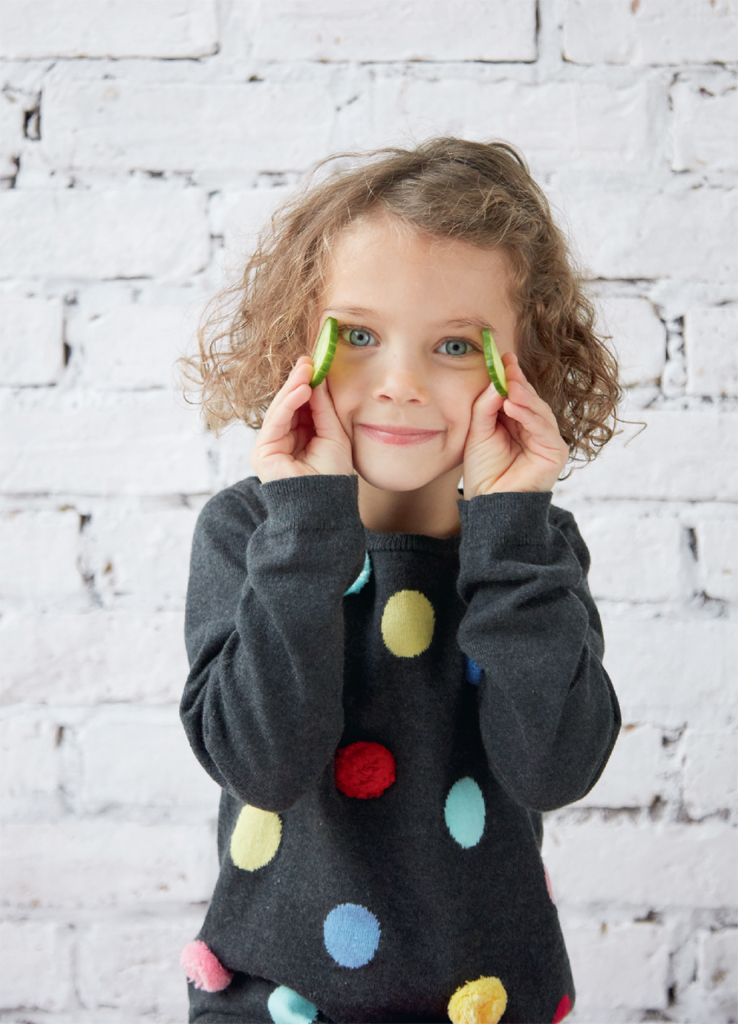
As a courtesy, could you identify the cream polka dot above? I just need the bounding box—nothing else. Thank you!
[230,805,282,871]
[381,589,435,657]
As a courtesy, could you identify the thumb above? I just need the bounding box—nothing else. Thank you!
[467,383,504,442]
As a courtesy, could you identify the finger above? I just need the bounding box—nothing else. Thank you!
[259,363,313,446]
[467,381,505,437]
[501,396,567,456]
[502,354,539,398]
[308,376,351,443]
[505,378,559,427]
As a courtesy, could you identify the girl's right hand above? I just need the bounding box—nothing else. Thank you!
[251,356,355,483]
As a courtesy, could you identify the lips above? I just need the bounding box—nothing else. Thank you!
[358,424,443,446]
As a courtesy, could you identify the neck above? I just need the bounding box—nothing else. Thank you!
[357,466,464,538]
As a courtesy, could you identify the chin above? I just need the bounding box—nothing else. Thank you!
[354,454,457,494]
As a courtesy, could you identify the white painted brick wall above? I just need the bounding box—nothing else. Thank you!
[0,1,735,1021]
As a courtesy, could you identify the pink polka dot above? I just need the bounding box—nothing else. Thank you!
[552,994,572,1023]
[180,940,233,992]
[544,863,555,903]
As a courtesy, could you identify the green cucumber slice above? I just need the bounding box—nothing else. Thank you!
[310,317,338,387]
[482,328,508,397]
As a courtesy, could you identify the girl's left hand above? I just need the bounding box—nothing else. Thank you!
[462,353,570,498]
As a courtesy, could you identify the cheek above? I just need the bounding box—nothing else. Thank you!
[441,379,485,435]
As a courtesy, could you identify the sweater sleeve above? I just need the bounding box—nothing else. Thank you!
[180,474,366,812]
[456,491,621,813]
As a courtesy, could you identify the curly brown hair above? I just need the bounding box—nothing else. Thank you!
[181,137,621,464]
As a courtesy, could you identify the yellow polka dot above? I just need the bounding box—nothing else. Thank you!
[381,589,435,658]
[230,805,282,871]
[448,976,507,1024]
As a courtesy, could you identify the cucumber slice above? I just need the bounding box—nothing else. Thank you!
[482,328,508,397]
[310,317,338,387]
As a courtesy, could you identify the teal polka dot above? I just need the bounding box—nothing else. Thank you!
[267,985,317,1024]
[444,776,486,848]
[344,552,372,596]
[323,903,381,968]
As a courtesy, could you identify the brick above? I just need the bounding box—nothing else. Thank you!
[218,187,295,257]
[0,82,24,182]
[3,821,216,907]
[0,0,218,59]
[671,73,738,174]
[0,509,85,606]
[77,303,194,391]
[40,73,336,175]
[571,724,668,809]
[208,419,259,493]
[76,913,200,1017]
[698,928,738,999]
[576,514,684,602]
[0,612,188,705]
[542,821,737,908]
[337,77,659,176]
[557,182,736,282]
[676,927,738,1023]
[251,1,537,62]
[86,506,197,611]
[562,0,738,65]
[0,919,73,1010]
[685,305,738,398]
[695,518,738,602]
[0,390,210,496]
[559,918,669,1010]
[554,409,738,503]
[77,706,219,810]
[0,189,209,280]
[601,612,735,730]
[0,708,61,816]
[682,730,738,816]
[595,294,665,387]
[0,293,64,385]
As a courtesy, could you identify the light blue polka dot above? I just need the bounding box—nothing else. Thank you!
[267,985,317,1024]
[323,903,381,968]
[465,656,483,686]
[444,776,486,848]
[344,552,372,596]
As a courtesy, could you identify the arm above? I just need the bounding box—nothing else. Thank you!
[456,492,621,812]
[180,474,366,812]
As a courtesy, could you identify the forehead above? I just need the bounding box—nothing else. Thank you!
[322,211,514,312]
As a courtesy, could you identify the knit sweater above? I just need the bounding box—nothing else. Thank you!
[180,474,621,1024]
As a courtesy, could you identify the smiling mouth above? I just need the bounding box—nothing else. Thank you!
[358,424,443,446]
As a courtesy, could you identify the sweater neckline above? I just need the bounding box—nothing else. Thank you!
[363,528,462,554]
[361,489,464,553]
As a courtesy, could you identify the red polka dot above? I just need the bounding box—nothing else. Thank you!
[552,994,572,1023]
[335,741,396,799]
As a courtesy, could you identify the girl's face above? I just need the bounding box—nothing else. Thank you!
[319,211,518,495]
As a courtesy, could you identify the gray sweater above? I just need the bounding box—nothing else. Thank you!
[181,474,620,1024]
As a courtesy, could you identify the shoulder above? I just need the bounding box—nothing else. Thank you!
[192,476,267,557]
[549,502,590,572]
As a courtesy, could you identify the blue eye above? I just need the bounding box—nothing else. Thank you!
[439,339,474,357]
[344,328,376,347]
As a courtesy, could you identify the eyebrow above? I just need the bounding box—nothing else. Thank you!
[324,307,495,332]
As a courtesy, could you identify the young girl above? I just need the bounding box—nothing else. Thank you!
[179,137,622,1024]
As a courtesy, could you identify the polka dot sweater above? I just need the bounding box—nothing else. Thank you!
[180,474,621,1024]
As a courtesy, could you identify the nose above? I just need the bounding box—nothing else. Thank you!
[371,349,429,405]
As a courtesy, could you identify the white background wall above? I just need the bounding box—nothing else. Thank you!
[0,1,736,1021]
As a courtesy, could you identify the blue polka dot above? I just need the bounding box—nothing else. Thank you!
[465,656,483,686]
[267,985,317,1024]
[444,777,486,848]
[323,903,381,968]
[344,552,372,596]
